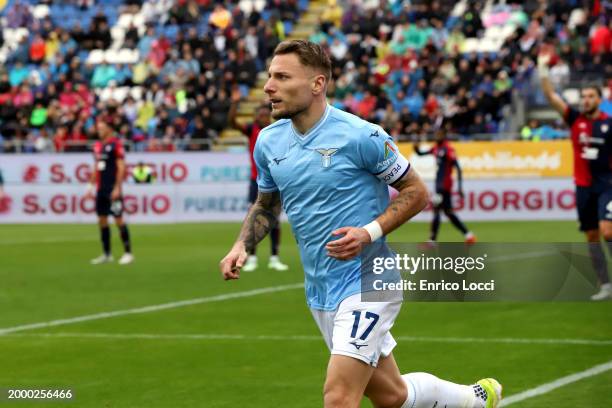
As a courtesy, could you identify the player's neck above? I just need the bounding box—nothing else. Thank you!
[291,99,327,135]
[585,109,601,120]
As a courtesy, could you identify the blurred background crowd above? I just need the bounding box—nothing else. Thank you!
[0,0,610,153]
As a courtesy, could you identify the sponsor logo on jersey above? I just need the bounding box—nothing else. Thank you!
[349,341,368,350]
[315,148,339,168]
[384,141,396,159]
[272,157,287,165]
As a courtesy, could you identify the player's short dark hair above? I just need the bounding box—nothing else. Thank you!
[581,84,603,98]
[273,40,332,83]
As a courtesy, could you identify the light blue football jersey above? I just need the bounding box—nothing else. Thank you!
[254,105,411,311]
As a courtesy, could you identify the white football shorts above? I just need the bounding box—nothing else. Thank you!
[310,293,402,367]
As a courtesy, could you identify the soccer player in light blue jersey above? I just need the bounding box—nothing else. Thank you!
[219,40,502,408]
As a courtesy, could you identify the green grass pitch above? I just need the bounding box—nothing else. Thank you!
[0,221,611,407]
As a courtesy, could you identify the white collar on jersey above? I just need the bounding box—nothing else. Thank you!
[291,103,331,139]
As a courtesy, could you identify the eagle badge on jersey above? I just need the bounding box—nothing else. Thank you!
[315,148,339,168]
[602,124,609,133]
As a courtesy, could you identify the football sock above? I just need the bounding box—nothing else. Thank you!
[590,243,609,284]
[100,226,110,256]
[446,212,469,235]
[270,224,280,256]
[119,225,131,254]
[401,372,485,408]
[430,211,441,241]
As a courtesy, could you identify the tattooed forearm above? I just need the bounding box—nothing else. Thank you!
[237,191,282,253]
[377,169,428,234]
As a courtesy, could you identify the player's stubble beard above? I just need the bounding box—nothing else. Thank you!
[270,101,309,120]
[583,105,599,118]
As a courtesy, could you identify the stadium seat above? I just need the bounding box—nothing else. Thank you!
[117,14,134,29]
[111,27,126,50]
[32,5,50,20]
[239,0,266,13]
[478,37,502,53]
[88,49,105,65]
[129,87,144,101]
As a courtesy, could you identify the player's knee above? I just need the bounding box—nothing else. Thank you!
[323,382,358,408]
[585,229,600,242]
[370,383,407,408]
[98,217,108,227]
[599,223,612,241]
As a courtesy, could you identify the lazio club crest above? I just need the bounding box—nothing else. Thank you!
[315,148,339,168]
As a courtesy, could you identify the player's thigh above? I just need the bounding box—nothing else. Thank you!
[114,216,125,227]
[364,353,407,408]
[324,354,374,408]
[314,294,402,406]
[576,186,599,232]
[97,216,109,227]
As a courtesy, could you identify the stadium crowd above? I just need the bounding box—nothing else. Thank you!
[0,0,610,153]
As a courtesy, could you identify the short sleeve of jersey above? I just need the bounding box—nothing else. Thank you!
[114,140,125,159]
[447,146,457,162]
[564,106,580,127]
[358,125,411,185]
[253,135,278,192]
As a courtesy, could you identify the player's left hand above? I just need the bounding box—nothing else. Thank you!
[111,186,121,200]
[325,226,371,261]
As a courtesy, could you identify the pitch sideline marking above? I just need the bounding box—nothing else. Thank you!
[2,332,611,346]
[500,359,612,406]
[0,283,305,335]
[0,248,603,336]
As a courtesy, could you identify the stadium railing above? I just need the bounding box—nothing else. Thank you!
[0,132,575,154]
[0,138,216,154]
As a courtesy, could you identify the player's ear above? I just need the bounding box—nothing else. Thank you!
[312,74,325,95]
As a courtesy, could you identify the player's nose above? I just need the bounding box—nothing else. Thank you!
[263,78,275,94]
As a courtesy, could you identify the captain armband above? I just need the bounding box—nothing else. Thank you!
[374,154,411,185]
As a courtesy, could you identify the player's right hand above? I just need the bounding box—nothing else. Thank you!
[219,242,248,280]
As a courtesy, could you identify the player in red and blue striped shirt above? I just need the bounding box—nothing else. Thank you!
[539,52,612,300]
[414,126,476,245]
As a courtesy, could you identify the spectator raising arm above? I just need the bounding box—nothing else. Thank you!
[538,52,568,116]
